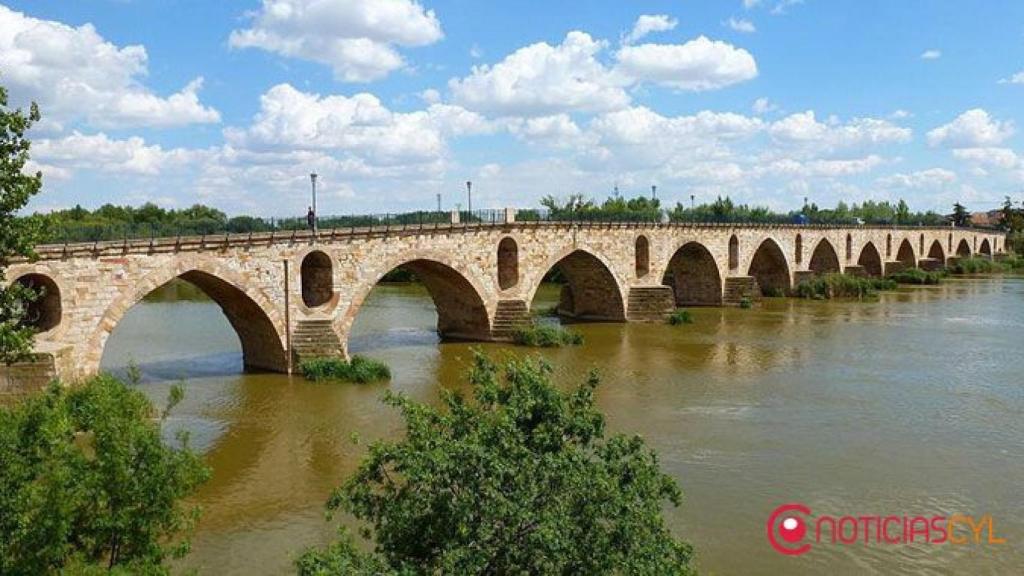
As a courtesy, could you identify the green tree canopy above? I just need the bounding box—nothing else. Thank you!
[298,353,695,575]
[0,82,43,364]
[0,375,209,574]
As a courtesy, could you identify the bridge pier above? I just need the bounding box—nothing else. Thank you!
[626,286,675,322]
[723,277,758,305]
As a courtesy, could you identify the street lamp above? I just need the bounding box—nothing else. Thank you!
[466,181,472,215]
[651,185,657,201]
[690,194,695,210]
[310,173,318,234]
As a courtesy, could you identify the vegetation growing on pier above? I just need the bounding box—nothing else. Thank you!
[511,324,584,347]
[297,353,695,575]
[299,356,392,384]
[668,309,694,325]
[888,268,946,285]
[794,274,897,300]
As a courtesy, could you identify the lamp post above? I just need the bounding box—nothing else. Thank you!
[436,192,441,213]
[690,194,695,210]
[466,181,472,215]
[310,173,318,234]
[651,185,657,201]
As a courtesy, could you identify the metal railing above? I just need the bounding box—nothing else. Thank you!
[34,207,1001,247]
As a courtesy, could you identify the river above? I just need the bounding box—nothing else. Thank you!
[100,277,1024,575]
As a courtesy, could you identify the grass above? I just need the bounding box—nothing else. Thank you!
[299,356,392,383]
[888,267,945,285]
[794,273,897,300]
[667,309,694,325]
[511,324,584,347]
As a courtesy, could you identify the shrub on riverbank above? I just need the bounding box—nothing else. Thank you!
[950,257,1001,274]
[297,352,696,575]
[667,309,694,325]
[739,297,753,309]
[0,375,209,573]
[300,356,391,383]
[794,273,897,300]
[511,324,584,347]
[888,268,945,285]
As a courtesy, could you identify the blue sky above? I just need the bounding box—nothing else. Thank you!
[4,0,1023,216]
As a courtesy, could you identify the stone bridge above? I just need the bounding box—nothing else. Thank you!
[5,219,1006,383]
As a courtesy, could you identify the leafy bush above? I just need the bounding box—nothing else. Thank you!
[794,273,897,300]
[297,353,696,575]
[511,324,584,347]
[0,375,209,573]
[887,268,945,285]
[300,356,392,383]
[738,297,753,309]
[667,309,694,325]
[761,286,787,298]
[949,257,1001,275]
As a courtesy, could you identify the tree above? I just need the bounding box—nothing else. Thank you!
[952,202,969,227]
[0,374,210,573]
[298,353,695,575]
[0,82,43,364]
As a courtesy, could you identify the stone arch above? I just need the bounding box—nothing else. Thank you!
[88,262,287,376]
[728,235,739,271]
[747,238,791,296]
[635,235,650,278]
[301,250,333,308]
[795,234,803,265]
[886,234,893,258]
[530,249,626,322]
[979,238,992,257]
[497,236,519,290]
[14,273,62,333]
[808,239,841,275]
[858,242,883,277]
[895,239,916,268]
[345,257,492,346]
[845,234,853,262]
[956,239,971,257]
[662,241,722,306]
[928,239,945,262]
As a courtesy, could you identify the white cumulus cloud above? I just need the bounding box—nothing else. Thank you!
[0,5,219,130]
[614,36,758,91]
[998,71,1024,84]
[622,14,678,44]
[927,109,1014,148]
[229,0,443,82]
[877,168,957,189]
[920,49,941,60]
[449,31,630,116]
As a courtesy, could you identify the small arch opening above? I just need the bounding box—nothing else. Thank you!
[795,234,803,265]
[635,235,650,278]
[886,234,893,258]
[747,238,790,296]
[948,233,953,253]
[728,235,739,271]
[858,243,883,277]
[497,237,519,290]
[809,239,841,275]
[15,273,61,332]
[919,233,925,255]
[301,251,333,308]
[845,234,852,261]
[662,242,722,306]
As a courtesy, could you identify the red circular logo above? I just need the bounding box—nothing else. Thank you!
[767,503,812,555]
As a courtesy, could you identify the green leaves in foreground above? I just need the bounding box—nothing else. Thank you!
[0,375,209,574]
[297,352,695,575]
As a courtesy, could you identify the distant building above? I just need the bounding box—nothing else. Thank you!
[969,210,1004,227]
